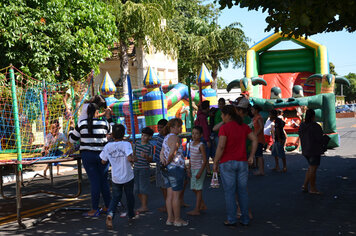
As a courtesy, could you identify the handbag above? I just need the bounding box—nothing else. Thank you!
[210,172,220,188]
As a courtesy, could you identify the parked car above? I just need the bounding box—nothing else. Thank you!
[336,105,352,113]
[345,104,356,112]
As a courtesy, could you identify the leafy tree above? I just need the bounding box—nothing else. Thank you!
[0,0,118,82]
[215,0,356,38]
[329,62,337,76]
[217,76,227,89]
[169,0,249,90]
[343,73,356,102]
[105,0,178,94]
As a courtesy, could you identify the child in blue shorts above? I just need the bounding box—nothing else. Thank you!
[187,126,207,215]
[133,127,154,213]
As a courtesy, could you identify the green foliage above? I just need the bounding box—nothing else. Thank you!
[105,0,178,87]
[329,62,337,76]
[215,0,356,38]
[343,73,356,102]
[0,0,118,82]
[217,76,227,89]
[169,0,249,86]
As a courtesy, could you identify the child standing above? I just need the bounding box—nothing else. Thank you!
[153,119,168,212]
[100,124,136,229]
[134,127,154,213]
[194,101,211,173]
[251,105,265,176]
[270,109,288,172]
[187,126,207,216]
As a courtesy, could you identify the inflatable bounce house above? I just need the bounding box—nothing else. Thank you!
[99,63,217,138]
[227,32,350,150]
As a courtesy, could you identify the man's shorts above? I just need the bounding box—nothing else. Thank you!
[305,155,321,166]
[190,169,206,190]
[255,143,264,158]
[272,142,286,159]
[134,168,150,194]
[164,165,184,191]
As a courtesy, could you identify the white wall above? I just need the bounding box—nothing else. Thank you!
[216,88,241,102]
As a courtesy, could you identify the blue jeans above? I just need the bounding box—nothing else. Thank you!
[108,179,135,218]
[81,151,111,210]
[220,160,249,225]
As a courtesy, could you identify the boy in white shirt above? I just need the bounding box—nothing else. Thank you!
[100,124,136,229]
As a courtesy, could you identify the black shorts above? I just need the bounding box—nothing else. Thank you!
[255,143,264,158]
[305,155,321,166]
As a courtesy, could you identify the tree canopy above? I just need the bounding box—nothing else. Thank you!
[105,0,178,93]
[169,0,249,88]
[0,0,118,82]
[215,0,356,38]
[217,76,227,89]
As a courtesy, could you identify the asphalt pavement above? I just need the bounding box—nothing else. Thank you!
[1,118,356,236]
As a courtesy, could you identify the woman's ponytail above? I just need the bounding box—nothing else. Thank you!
[87,103,98,134]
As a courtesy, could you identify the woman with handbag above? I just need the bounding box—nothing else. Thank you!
[213,105,257,226]
[298,109,325,195]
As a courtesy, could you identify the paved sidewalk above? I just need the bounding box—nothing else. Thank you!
[1,152,356,236]
[2,161,77,184]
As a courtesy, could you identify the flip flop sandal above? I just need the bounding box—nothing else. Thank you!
[309,191,322,195]
[301,186,308,193]
[223,221,237,226]
[166,221,174,226]
[174,221,189,227]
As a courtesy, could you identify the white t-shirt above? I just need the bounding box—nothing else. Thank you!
[100,141,134,184]
[264,118,273,136]
[78,103,89,124]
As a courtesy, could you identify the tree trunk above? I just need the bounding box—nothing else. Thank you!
[211,67,218,91]
[119,41,129,97]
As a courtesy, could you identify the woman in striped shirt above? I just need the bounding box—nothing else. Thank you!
[69,103,112,217]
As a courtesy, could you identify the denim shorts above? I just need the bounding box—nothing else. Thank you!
[134,168,150,194]
[272,142,286,159]
[164,165,185,191]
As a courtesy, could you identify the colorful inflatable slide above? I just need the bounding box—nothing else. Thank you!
[100,64,217,135]
[228,32,350,149]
